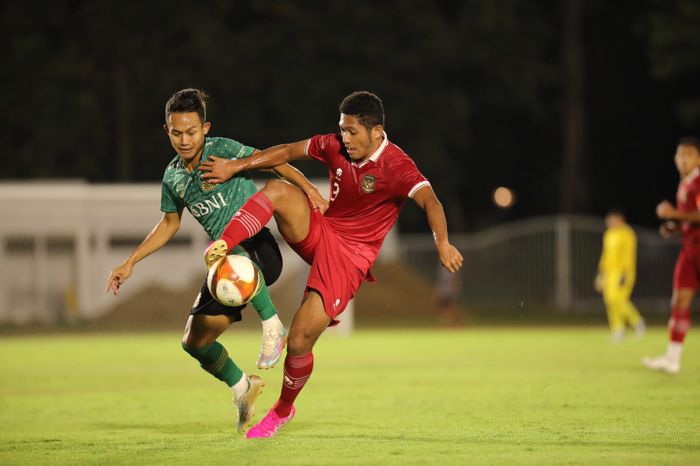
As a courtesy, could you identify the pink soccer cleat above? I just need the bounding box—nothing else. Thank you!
[245,406,295,439]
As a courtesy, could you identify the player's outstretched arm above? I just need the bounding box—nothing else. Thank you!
[105,211,182,295]
[200,140,311,184]
[411,186,464,273]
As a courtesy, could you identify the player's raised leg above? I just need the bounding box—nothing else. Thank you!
[246,291,330,439]
[643,288,694,374]
[203,180,309,370]
[205,180,311,266]
[182,314,264,431]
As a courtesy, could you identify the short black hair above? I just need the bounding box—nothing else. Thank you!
[165,88,209,123]
[606,206,626,219]
[678,136,700,152]
[339,91,385,129]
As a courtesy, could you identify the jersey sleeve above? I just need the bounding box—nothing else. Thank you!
[160,180,181,213]
[304,133,341,163]
[391,155,430,199]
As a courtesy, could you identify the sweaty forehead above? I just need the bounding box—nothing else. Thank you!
[167,112,202,130]
[338,113,361,128]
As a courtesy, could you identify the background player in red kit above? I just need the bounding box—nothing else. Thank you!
[200,91,463,437]
[643,137,700,374]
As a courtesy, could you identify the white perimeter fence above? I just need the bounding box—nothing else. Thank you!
[0,182,678,326]
[401,216,680,315]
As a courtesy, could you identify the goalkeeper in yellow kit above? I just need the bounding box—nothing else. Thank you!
[595,208,645,341]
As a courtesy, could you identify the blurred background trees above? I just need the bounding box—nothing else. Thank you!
[2,0,699,232]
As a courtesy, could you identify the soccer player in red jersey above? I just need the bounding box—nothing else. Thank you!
[643,137,700,374]
[200,91,463,437]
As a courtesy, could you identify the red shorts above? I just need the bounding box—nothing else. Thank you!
[673,243,700,290]
[284,207,367,320]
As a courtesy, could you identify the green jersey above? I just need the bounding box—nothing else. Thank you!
[161,137,257,240]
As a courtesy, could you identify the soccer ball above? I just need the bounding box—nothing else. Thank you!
[207,254,262,307]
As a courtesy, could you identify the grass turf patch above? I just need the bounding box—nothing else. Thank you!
[0,327,698,465]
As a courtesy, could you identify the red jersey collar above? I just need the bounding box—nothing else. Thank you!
[354,132,388,168]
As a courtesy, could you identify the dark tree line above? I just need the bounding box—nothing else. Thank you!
[2,0,699,231]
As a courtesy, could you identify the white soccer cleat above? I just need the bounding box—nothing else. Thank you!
[642,355,680,375]
[233,374,265,433]
[257,323,287,370]
[634,320,646,339]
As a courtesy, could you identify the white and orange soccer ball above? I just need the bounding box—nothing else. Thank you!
[207,254,263,307]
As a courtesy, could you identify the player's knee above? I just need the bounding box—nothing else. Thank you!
[182,341,197,356]
[181,333,209,352]
[604,298,622,307]
[181,329,195,348]
[182,341,211,358]
[288,332,314,355]
[262,179,293,203]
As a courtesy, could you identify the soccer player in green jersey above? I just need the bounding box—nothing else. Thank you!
[105,88,327,432]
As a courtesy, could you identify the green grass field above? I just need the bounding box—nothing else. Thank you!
[1,327,698,465]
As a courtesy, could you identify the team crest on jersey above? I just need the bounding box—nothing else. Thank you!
[201,179,215,192]
[175,183,186,199]
[361,174,376,193]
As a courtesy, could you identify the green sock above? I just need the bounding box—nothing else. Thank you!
[182,341,243,387]
[250,277,278,321]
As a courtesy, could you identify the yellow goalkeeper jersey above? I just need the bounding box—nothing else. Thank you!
[599,224,637,279]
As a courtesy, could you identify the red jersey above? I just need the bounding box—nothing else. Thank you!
[305,133,430,271]
[676,167,700,243]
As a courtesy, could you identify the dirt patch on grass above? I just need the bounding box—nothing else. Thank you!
[91,262,465,330]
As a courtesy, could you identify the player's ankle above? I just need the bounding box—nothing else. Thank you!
[667,341,683,362]
[273,400,293,418]
[262,314,282,329]
[218,235,233,252]
[232,373,250,398]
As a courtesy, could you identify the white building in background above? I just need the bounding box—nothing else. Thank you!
[0,181,205,324]
[0,181,404,333]
[0,181,678,327]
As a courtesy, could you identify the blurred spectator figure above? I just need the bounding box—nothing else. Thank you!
[436,264,463,326]
[594,207,645,342]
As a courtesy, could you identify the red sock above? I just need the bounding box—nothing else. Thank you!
[669,307,691,343]
[274,352,314,418]
[219,192,274,249]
